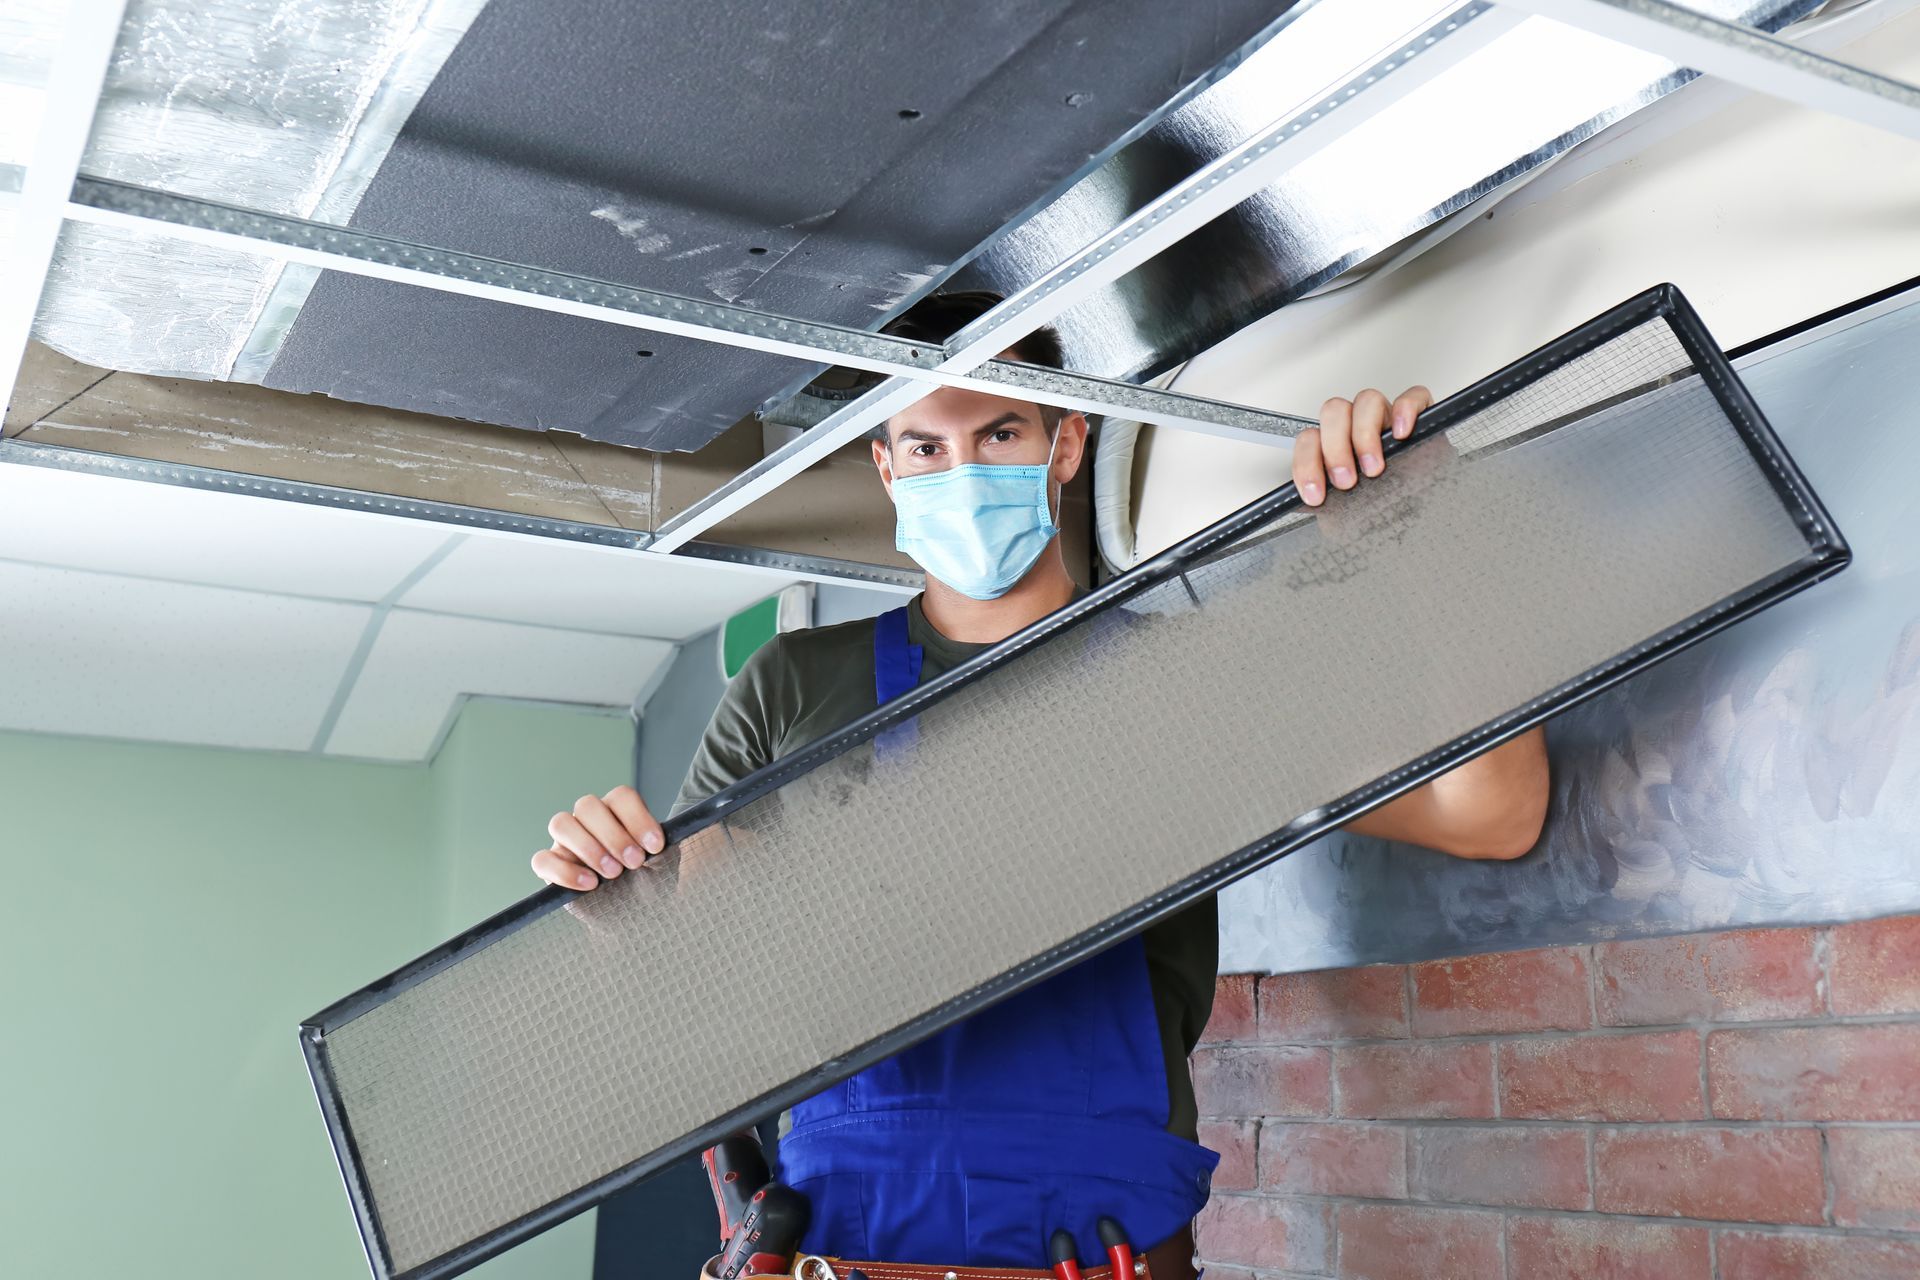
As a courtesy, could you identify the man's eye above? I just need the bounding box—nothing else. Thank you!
[990,430,1017,443]
[910,444,937,457]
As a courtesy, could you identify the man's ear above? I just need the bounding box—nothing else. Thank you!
[1054,412,1090,484]
[871,435,894,498]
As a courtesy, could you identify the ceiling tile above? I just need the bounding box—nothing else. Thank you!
[0,462,453,601]
[324,609,671,761]
[0,560,369,751]
[399,532,795,640]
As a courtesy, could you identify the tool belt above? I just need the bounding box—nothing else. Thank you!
[701,1254,1154,1280]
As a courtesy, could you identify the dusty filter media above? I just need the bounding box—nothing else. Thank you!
[302,284,1848,1279]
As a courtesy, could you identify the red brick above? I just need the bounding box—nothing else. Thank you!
[1201,974,1258,1043]
[1196,1118,1256,1191]
[1260,1120,1406,1198]
[1506,1217,1710,1280]
[1335,1204,1501,1280]
[1828,1127,1920,1230]
[1719,1230,1920,1280]
[1194,1195,1332,1274]
[1709,1025,1920,1121]
[1411,946,1591,1037]
[1260,965,1409,1042]
[1596,928,1823,1026]
[1192,1045,1331,1119]
[1829,914,1920,1016]
[1409,1125,1589,1210]
[1335,1043,1494,1119]
[1594,1126,1824,1223]
[1499,1031,1704,1121]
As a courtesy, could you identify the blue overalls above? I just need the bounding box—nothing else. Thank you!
[773,606,1219,1268]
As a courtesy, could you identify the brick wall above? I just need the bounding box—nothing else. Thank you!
[1192,913,1920,1279]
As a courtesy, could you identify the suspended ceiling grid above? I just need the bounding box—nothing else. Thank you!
[9,0,1919,566]
[259,0,1297,452]
[947,0,1833,382]
[2,339,923,575]
[18,0,1846,463]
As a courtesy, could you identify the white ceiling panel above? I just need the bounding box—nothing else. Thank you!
[0,461,453,601]
[0,559,368,751]
[324,609,671,761]
[398,532,795,640]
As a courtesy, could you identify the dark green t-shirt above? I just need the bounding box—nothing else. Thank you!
[671,592,1218,1143]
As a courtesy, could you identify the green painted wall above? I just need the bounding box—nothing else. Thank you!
[0,697,632,1279]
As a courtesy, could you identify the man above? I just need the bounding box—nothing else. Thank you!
[532,292,1550,1277]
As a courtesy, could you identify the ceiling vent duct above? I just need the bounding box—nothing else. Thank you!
[21,0,487,381]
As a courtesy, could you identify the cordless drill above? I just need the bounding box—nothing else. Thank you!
[702,1129,810,1278]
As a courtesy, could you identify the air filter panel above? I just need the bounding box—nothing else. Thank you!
[302,284,1847,1279]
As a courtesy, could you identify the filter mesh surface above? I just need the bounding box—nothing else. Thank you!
[313,301,1834,1277]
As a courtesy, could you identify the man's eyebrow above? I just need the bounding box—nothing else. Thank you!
[894,413,1026,445]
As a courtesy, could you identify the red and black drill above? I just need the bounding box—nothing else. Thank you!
[702,1130,811,1279]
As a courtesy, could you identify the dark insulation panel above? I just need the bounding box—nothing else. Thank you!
[302,286,1848,1279]
[263,0,1297,451]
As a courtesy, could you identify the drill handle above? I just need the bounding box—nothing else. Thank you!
[701,1130,770,1241]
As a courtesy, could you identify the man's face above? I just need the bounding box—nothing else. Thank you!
[870,375,1086,497]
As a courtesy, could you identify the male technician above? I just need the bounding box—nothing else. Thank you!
[531,293,1550,1278]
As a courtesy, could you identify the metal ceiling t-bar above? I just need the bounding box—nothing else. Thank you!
[1503,0,1920,140]
[646,0,1530,552]
[0,435,926,591]
[64,179,1310,448]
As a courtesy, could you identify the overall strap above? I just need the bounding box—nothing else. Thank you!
[873,606,924,707]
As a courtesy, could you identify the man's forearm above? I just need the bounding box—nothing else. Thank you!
[1338,725,1551,860]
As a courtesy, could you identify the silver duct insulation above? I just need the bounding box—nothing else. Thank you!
[951,0,1825,386]
[0,1,65,243]
[23,0,484,381]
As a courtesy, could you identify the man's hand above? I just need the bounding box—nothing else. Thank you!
[1295,385,1432,506]
[531,784,667,891]
[1302,383,1550,859]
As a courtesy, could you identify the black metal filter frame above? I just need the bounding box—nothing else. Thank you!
[299,282,1850,1280]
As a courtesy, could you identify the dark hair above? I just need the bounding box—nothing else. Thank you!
[856,290,1068,442]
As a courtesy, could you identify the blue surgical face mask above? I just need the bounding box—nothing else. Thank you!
[885,427,1061,600]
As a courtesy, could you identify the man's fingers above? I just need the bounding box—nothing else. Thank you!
[603,784,667,861]
[532,783,666,892]
[532,845,598,892]
[1314,396,1358,492]
[1390,385,1432,439]
[1292,426,1325,506]
[572,792,640,875]
[549,809,622,879]
[1351,389,1389,477]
